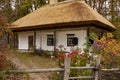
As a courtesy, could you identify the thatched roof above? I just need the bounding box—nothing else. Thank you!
[11,0,116,31]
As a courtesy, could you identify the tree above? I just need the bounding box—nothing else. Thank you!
[85,0,120,40]
[0,15,7,72]
[0,14,13,51]
[13,0,48,21]
[0,0,14,23]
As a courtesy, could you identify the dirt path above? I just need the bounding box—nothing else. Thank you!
[7,52,56,80]
[7,55,43,80]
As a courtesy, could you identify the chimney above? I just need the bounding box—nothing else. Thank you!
[49,0,58,4]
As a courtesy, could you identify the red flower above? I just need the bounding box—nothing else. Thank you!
[57,54,66,60]
[67,53,73,57]
[79,53,85,57]
[72,50,78,53]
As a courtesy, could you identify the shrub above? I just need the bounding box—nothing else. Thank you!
[88,33,120,68]
[0,51,6,71]
[56,33,120,79]
[98,33,120,68]
[57,49,92,77]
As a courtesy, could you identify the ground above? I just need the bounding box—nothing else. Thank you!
[7,51,58,80]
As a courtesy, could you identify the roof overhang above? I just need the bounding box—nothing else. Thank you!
[12,20,116,32]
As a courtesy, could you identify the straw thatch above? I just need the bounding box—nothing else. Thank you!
[11,0,116,31]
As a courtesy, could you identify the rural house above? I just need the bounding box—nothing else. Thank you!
[11,0,116,52]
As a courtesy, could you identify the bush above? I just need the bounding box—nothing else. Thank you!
[98,33,120,68]
[0,51,6,71]
[57,49,92,77]
[88,33,120,68]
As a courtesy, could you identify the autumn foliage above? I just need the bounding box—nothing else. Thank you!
[0,16,6,26]
[97,33,120,68]
[0,16,7,71]
[0,51,6,71]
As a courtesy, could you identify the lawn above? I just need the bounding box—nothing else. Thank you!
[7,51,59,80]
[8,51,58,69]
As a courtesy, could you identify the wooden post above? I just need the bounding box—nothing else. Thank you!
[54,30,56,51]
[94,54,101,80]
[60,71,64,80]
[13,32,16,49]
[63,57,70,80]
[34,31,36,52]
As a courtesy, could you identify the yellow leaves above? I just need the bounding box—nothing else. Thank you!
[98,33,120,68]
[107,33,114,38]
[90,33,120,68]
[97,33,120,55]
[100,36,106,41]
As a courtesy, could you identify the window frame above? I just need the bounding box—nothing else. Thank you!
[47,34,54,46]
[67,34,78,46]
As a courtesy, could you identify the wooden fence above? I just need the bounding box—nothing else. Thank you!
[101,68,120,80]
[0,57,101,80]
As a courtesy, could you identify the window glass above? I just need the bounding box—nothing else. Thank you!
[47,35,54,46]
[67,34,78,46]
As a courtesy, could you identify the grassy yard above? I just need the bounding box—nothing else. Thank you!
[6,51,59,80]
[8,51,58,69]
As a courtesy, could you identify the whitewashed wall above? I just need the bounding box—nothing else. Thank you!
[18,31,34,50]
[56,30,86,52]
[18,29,87,52]
[36,31,54,51]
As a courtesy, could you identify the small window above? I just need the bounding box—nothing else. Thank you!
[98,32,104,40]
[67,34,78,46]
[89,39,94,44]
[47,35,54,46]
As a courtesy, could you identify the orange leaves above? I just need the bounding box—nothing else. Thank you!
[0,16,6,26]
[95,33,120,55]
[98,33,120,68]
[0,51,6,71]
[102,33,120,55]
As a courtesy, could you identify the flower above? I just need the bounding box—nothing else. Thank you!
[58,44,64,49]
[55,48,59,51]
[57,53,66,60]
[92,40,105,51]
[79,53,85,57]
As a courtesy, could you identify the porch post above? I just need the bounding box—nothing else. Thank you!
[13,32,15,49]
[87,28,90,37]
[54,30,56,51]
[34,31,36,52]
[13,32,18,50]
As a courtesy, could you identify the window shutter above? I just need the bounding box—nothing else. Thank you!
[73,37,78,45]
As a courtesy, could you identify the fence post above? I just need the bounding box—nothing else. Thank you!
[94,54,101,80]
[63,57,70,80]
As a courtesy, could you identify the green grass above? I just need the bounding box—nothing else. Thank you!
[10,51,58,69]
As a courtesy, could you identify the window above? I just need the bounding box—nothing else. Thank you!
[98,32,104,40]
[47,35,54,46]
[67,34,78,46]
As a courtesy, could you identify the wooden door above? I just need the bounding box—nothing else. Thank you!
[28,36,33,50]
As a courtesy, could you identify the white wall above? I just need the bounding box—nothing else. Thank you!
[36,31,54,51]
[56,30,86,52]
[18,31,34,50]
[18,29,87,52]
[36,31,40,49]
[36,29,87,52]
